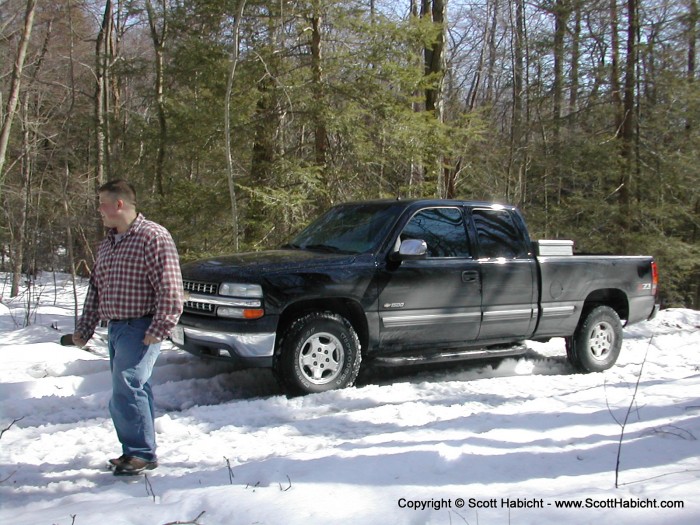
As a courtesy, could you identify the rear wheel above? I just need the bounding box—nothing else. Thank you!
[566,306,623,372]
[275,312,362,395]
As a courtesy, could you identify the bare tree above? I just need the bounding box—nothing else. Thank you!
[145,0,168,197]
[94,0,113,191]
[618,0,639,238]
[0,0,37,200]
[224,0,247,252]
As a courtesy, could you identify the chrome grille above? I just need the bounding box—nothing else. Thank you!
[184,280,218,295]
[184,301,216,315]
[183,280,218,316]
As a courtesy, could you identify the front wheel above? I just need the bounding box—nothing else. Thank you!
[275,312,362,395]
[566,306,623,372]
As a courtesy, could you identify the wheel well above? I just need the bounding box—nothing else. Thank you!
[582,289,628,322]
[276,298,369,355]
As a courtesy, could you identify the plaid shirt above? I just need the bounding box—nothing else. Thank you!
[76,214,184,342]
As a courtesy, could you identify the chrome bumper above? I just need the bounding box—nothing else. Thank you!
[171,324,276,359]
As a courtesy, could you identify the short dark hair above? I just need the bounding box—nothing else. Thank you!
[99,179,137,206]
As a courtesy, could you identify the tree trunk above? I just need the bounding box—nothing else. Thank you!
[569,1,581,116]
[0,0,37,200]
[63,164,81,326]
[509,0,527,205]
[310,9,328,172]
[610,0,623,136]
[95,0,112,191]
[10,98,32,298]
[146,0,167,197]
[421,0,447,197]
[224,0,247,252]
[552,0,568,134]
[248,4,284,244]
[618,0,638,238]
[686,0,698,132]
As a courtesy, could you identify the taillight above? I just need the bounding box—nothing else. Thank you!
[651,261,659,295]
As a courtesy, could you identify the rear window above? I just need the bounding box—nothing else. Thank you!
[471,209,528,259]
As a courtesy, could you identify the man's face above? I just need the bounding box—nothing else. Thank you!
[98,192,121,228]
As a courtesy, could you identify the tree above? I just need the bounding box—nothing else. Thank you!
[0,0,37,201]
[145,0,169,197]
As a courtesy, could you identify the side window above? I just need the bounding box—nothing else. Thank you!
[400,207,471,258]
[472,209,527,259]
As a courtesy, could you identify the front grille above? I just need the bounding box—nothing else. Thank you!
[184,301,216,315]
[183,280,218,316]
[184,280,218,295]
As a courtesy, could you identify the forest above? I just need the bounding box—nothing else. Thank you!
[1,0,698,307]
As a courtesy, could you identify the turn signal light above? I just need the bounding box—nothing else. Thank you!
[218,307,265,319]
[242,309,265,319]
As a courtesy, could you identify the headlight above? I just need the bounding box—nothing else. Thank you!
[219,283,263,298]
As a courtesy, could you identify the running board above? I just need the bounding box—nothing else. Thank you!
[372,343,528,367]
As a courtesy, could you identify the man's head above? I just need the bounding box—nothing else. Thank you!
[98,179,138,232]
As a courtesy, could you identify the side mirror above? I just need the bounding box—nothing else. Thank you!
[390,238,428,262]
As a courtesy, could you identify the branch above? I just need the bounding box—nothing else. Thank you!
[162,511,206,525]
[1,417,25,439]
[144,473,156,502]
[224,456,234,484]
[279,474,292,491]
[615,336,653,488]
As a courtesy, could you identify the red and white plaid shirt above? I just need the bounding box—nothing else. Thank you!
[76,214,184,342]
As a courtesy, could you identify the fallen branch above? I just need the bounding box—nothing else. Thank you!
[0,469,18,484]
[162,511,206,525]
[1,417,25,439]
[224,456,234,484]
[145,473,156,502]
[279,474,292,491]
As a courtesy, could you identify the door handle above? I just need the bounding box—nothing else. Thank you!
[462,271,479,283]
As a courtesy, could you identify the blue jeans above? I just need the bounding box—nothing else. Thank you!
[108,317,160,462]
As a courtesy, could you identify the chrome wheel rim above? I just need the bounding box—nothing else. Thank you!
[588,321,614,360]
[298,332,344,385]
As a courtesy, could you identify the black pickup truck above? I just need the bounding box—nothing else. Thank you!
[171,199,659,395]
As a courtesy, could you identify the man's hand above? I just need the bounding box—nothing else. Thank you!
[72,333,88,347]
[143,334,160,346]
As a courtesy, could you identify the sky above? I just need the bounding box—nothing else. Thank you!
[0,272,699,525]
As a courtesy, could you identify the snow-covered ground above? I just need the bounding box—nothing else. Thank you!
[0,272,698,525]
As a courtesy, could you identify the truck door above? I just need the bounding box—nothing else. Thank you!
[470,208,537,341]
[377,206,482,347]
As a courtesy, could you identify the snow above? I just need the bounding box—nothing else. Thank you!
[1,272,699,525]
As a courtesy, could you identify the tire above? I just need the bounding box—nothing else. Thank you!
[566,306,623,372]
[275,312,362,395]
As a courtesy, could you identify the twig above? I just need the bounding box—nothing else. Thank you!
[1,417,25,439]
[144,473,156,502]
[162,511,206,525]
[0,469,18,484]
[617,468,700,487]
[224,456,234,484]
[279,474,292,491]
[614,336,653,488]
[648,425,696,441]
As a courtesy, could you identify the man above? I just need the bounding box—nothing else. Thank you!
[72,180,184,476]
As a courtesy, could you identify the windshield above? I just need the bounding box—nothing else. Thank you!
[288,202,404,254]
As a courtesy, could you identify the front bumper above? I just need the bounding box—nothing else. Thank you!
[170,323,276,367]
